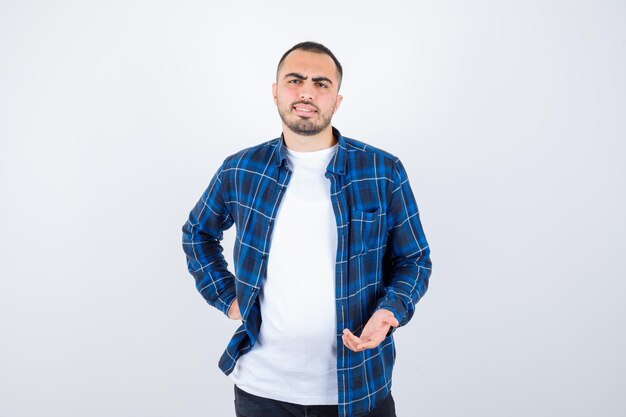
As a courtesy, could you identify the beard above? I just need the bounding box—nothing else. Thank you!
[278,101,334,136]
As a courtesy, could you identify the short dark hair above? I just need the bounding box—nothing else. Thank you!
[276,41,343,88]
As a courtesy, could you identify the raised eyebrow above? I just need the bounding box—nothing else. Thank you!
[283,73,334,85]
[312,76,333,85]
[284,72,307,80]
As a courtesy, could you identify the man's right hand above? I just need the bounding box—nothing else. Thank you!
[228,299,242,320]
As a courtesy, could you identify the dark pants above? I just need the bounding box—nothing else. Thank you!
[234,385,397,417]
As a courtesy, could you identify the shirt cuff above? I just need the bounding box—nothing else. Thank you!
[218,287,237,318]
[375,296,407,333]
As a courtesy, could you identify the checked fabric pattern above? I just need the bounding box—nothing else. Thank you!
[182,127,432,417]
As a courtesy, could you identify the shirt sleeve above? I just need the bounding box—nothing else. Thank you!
[182,161,237,317]
[376,158,432,327]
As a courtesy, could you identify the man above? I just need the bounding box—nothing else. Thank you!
[182,41,432,417]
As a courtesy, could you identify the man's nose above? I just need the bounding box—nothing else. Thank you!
[299,82,314,101]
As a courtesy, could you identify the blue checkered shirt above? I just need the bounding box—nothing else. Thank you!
[182,127,432,417]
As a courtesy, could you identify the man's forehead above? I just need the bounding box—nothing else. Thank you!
[278,50,339,80]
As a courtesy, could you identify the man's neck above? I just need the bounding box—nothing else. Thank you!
[282,125,337,152]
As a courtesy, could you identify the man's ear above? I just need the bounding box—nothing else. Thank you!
[272,83,277,104]
[334,94,343,113]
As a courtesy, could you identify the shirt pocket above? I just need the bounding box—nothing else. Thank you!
[349,208,386,256]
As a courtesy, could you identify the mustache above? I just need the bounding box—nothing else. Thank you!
[291,100,319,111]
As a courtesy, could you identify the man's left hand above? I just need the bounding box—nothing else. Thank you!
[342,309,399,352]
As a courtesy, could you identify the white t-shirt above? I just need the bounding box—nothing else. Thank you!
[230,143,339,405]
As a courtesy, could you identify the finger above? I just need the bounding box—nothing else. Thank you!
[228,300,241,320]
[229,309,241,320]
[342,333,362,352]
[344,329,359,343]
[341,334,351,349]
[342,332,359,350]
[341,334,358,351]
[342,329,361,344]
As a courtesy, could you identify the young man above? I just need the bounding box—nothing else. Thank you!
[182,41,432,417]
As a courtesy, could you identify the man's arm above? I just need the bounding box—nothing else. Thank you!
[343,159,432,352]
[182,162,240,319]
[376,158,432,325]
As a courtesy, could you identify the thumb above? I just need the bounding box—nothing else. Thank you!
[385,315,399,328]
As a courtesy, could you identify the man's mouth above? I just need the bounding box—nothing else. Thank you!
[292,103,318,117]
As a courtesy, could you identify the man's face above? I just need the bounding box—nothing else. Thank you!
[273,50,343,137]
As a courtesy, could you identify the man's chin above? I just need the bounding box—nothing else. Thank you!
[286,121,326,136]
[279,111,331,136]
[291,127,323,136]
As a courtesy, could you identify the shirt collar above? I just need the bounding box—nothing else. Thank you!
[275,126,347,175]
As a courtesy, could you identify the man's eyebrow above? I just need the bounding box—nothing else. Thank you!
[312,76,333,85]
[284,72,307,80]
[283,73,334,85]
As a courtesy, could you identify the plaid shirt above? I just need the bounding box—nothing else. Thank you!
[182,127,432,417]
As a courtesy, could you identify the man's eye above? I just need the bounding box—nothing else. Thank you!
[288,79,301,84]
[316,82,328,88]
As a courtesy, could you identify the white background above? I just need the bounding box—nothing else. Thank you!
[1,1,625,416]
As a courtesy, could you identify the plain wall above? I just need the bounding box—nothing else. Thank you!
[1,1,624,416]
